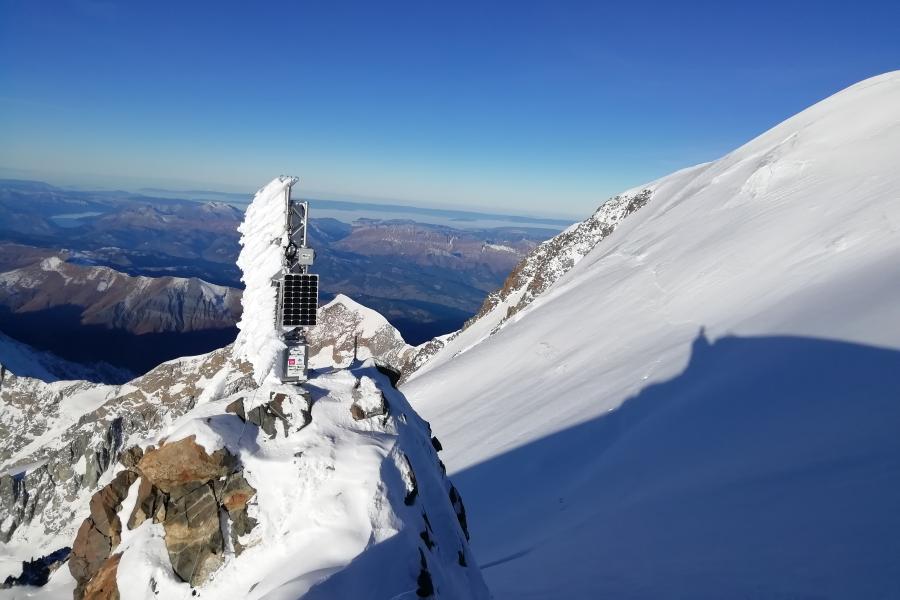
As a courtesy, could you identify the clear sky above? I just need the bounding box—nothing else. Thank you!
[1,0,898,217]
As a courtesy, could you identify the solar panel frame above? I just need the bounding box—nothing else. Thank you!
[279,273,319,327]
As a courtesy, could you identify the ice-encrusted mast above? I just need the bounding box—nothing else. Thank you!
[234,175,319,383]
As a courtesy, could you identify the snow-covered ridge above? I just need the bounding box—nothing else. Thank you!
[404,71,900,598]
[68,363,489,599]
[0,256,240,336]
[307,294,415,371]
[403,186,658,382]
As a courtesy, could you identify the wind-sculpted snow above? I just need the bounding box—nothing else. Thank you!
[404,71,900,598]
[234,176,294,383]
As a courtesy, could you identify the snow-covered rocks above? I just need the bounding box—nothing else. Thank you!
[59,363,488,599]
[308,294,414,371]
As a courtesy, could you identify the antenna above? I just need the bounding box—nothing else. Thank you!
[276,176,318,384]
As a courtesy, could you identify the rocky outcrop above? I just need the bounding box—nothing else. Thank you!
[69,470,137,598]
[1,546,71,589]
[0,345,254,549]
[72,436,259,596]
[81,553,121,600]
[307,294,415,372]
[469,189,652,327]
[136,437,236,493]
[225,391,307,439]
[134,437,257,586]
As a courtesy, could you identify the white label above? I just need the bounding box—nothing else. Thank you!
[286,346,307,379]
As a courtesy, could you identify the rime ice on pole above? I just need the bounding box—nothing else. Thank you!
[233,176,295,383]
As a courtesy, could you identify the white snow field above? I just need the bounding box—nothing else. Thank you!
[403,71,900,598]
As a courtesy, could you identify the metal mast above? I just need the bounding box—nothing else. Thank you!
[276,176,318,383]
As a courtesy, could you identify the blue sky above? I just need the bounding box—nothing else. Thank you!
[1,1,898,217]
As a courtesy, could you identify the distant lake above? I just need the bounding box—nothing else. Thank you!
[312,206,570,231]
[139,188,575,231]
[49,211,104,227]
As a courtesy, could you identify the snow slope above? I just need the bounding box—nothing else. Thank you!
[100,365,486,600]
[403,71,900,598]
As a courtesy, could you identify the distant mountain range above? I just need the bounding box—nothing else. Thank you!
[0,180,564,375]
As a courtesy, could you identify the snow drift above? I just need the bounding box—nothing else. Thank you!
[404,71,900,598]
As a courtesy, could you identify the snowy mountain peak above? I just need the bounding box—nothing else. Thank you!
[402,72,900,598]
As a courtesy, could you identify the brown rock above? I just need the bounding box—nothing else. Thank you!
[225,397,245,420]
[69,518,113,598]
[127,477,167,530]
[118,445,144,470]
[163,483,224,586]
[82,553,121,600]
[136,436,236,494]
[220,472,255,513]
[89,471,138,541]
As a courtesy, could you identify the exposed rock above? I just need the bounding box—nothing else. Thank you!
[401,454,419,506]
[127,477,167,529]
[219,472,255,513]
[89,470,138,541]
[218,472,258,555]
[430,436,442,452]
[226,393,298,438]
[1,345,252,549]
[70,518,113,598]
[163,483,224,586]
[1,546,70,588]
[81,553,121,600]
[399,189,654,383]
[136,436,236,494]
[118,445,143,469]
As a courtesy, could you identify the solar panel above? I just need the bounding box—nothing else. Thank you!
[280,273,319,327]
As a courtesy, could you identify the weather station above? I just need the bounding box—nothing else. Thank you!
[275,176,319,384]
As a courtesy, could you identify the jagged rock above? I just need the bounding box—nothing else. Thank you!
[1,345,252,549]
[81,553,121,600]
[136,436,236,494]
[70,470,138,597]
[218,472,257,555]
[163,483,224,586]
[89,470,138,541]
[226,395,294,438]
[118,445,143,469]
[70,518,113,598]
[127,477,167,529]
[1,546,70,588]
[219,471,255,513]
[430,436,442,452]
